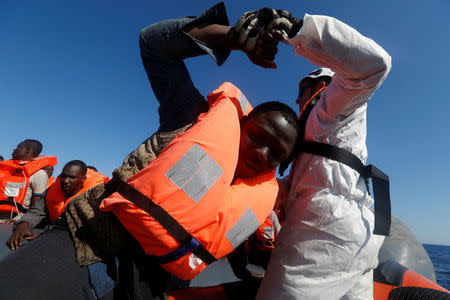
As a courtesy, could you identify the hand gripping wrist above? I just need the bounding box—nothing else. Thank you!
[268,9,303,39]
[234,8,281,52]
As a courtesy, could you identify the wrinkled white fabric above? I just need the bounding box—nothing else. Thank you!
[257,14,391,300]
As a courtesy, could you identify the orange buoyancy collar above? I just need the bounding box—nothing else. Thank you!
[100,82,279,280]
[46,176,56,189]
[0,156,57,214]
[46,168,105,222]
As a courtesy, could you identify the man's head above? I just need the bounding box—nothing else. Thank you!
[0,155,3,161]
[296,68,334,112]
[59,160,87,197]
[42,166,54,178]
[87,166,97,172]
[12,139,43,161]
[236,101,299,178]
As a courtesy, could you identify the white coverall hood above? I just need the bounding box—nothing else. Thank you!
[300,67,335,84]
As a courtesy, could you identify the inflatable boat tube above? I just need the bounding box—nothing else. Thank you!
[168,216,450,299]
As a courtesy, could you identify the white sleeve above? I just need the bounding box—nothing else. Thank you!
[287,14,392,117]
[29,169,49,195]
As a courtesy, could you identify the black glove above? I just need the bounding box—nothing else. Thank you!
[234,8,276,52]
[267,9,302,39]
[235,8,302,52]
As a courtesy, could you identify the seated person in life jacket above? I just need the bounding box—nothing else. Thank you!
[7,160,105,250]
[43,166,56,189]
[0,139,56,223]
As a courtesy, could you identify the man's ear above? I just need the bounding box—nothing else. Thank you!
[82,175,87,183]
[314,80,326,92]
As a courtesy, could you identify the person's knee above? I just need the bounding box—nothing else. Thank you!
[139,20,173,53]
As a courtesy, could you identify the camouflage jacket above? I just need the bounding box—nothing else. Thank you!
[65,124,191,266]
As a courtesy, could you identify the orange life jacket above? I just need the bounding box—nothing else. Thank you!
[46,168,106,222]
[0,156,57,214]
[46,176,56,189]
[254,210,281,252]
[101,82,279,280]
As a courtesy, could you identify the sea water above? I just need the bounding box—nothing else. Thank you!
[423,244,450,290]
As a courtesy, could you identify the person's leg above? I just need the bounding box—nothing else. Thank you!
[139,4,230,133]
[113,5,232,182]
[139,17,209,133]
[0,229,95,300]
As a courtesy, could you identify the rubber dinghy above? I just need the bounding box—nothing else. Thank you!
[1,217,449,299]
[168,216,450,300]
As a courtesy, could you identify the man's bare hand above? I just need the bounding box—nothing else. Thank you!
[0,218,16,225]
[249,269,265,280]
[7,222,39,250]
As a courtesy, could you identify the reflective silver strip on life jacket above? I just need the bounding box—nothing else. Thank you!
[238,93,248,115]
[225,207,260,249]
[165,143,223,203]
[4,182,26,197]
[269,210,281,236]
[263,226,274,240]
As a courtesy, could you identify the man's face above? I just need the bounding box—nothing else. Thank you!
[236,111,297,178]
[59,165,86,197]
[296,78,315,110]
[12,142,30,161]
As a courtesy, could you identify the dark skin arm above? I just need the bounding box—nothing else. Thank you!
[183,23,283,69]
[30,194,41,208]
[7,221,40,250]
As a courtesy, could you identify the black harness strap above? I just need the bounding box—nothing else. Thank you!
[300,141,391,236]
[294,88,391,236]
[115,180,217,265]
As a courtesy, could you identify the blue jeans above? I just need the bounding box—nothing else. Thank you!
[139,2,230,132]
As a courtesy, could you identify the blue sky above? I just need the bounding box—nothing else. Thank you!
[1,1,449,245]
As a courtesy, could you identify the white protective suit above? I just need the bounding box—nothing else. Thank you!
[257,14,391,300]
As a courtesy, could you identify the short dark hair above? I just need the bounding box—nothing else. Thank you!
[22,139,43,156]
[0,155,4,161]
[248,101,300,176]
[64,160,88,176]
[86,165,97,172]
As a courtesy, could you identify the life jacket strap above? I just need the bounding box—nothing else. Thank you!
[156,237,200,264]
[115,180,217,265]
[300,141,391,236]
